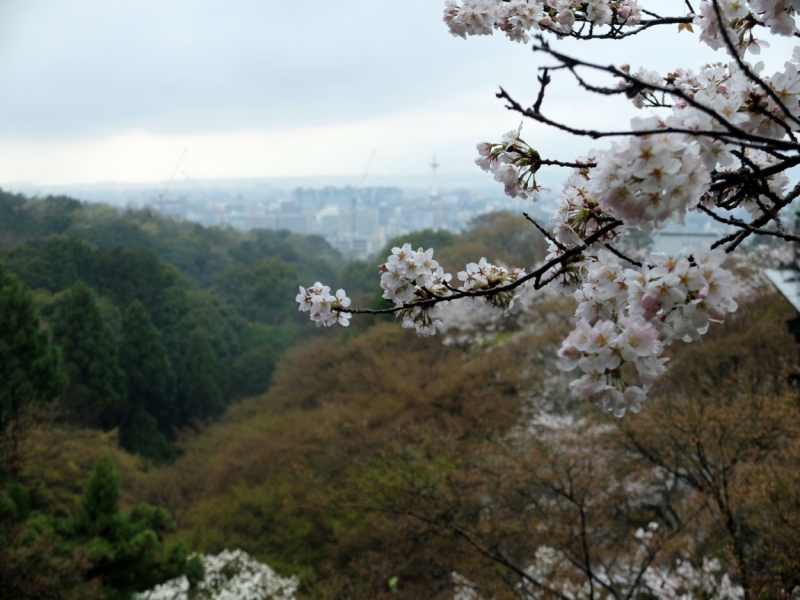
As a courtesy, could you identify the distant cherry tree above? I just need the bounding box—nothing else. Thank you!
[137,549,298,600]
[298,0,800,417]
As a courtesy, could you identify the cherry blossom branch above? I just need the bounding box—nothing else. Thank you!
[536,157,596,168]
[719,180,800,250]
[533,67,551,113]
[731,149,785,224]
[603,243,644,268]
[529,37,800,150]
[498,86,800,153]
[301,0,800,418]
[710,0,800,130]
[698,204,800,243]
[523,212,566,251]
[708,155,800,191]
[342,219,623,316]
[540,15,694,41]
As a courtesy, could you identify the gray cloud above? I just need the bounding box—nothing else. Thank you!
[0,0,534,140]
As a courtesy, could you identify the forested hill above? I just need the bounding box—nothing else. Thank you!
[0,188,549,462]
[5,188,800,598]
[0,189,340,288]
[0,189,347,461]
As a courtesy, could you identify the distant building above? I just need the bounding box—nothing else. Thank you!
[650,231,722,256]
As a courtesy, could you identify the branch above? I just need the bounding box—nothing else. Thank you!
[343,220,623,315]
[539,16,694,41]
[498,86,800,153]
[523,212,566,251]
[603,244,644,268]
[709,155,800,191]
[529,37,800,151]
[710,0,800,130]
[709,222,800,249]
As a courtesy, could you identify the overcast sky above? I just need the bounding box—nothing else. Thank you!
[0,1,795,185]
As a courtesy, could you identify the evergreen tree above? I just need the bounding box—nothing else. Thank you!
[118,407,175,464]
[178,329,225,424]
[70,452,196,598]
[118,300,174,431]
[230,343,277,399]
[53,281,126,429]
[117,301,176,461]
[0,262,66,431]
[77,450,121,534]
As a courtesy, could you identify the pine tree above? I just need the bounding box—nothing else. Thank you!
[53,281,126,429]
[77,451,120,534]
[71,452,192,597]
[177,329,225,425]
[0,263,66,425]
[117,407,174,464]
[0,262,66,476]
[118,300,174,432]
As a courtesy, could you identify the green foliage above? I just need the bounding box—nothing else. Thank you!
[213,257,301,324]
[0,191,341,291]
[229,343,277,399]
[177,329,225,423]
[340,259,379,297]
[239,322,309,356]
[0,235,97,292]
[0,482,32,522]
[67,452,190,598]
[0,527,104,600]
[378,228,457,261]
[183,477,330,575]
[119,301,174,433]
[0,191,82,243]
[0,227,247,443]
[0,449,191,599]
[0,262,66,432]
[118,408,175,465]
[53,281,127,429]
[77,452,121,530]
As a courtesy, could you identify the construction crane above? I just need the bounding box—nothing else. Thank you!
[156,147,188,203]
[351,148,377,237]
[430,154,440,199]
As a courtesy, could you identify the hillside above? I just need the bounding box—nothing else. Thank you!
[2,189,799,598]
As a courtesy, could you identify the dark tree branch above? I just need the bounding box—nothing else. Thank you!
[539,16,694,41]
[342,220,623,316]
[523,212,566,251]
[603,244,644,268]
[710,0,800,130]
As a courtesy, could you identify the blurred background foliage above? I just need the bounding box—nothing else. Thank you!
[2,189,800,598]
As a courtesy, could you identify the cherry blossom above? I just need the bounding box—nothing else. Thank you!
[444,0,643,41]
[296,282,351,327]
[475,124,549,201]
[555,248,737,415]
[297,0,800,417]
[377,244,451,336]
[136,549,298,600]
[458,258,529,315]
[587,119,712,232]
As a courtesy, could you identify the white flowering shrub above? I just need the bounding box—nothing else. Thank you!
[453,528,744,600]
[136,549,298,600]
[515,541,745,600]
[298,0,800,416]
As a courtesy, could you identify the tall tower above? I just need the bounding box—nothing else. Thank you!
[430,154,440,200]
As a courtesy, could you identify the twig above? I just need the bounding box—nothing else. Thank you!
[523,212,566,251]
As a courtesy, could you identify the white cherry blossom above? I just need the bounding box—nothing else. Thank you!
[136,549,298,600]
